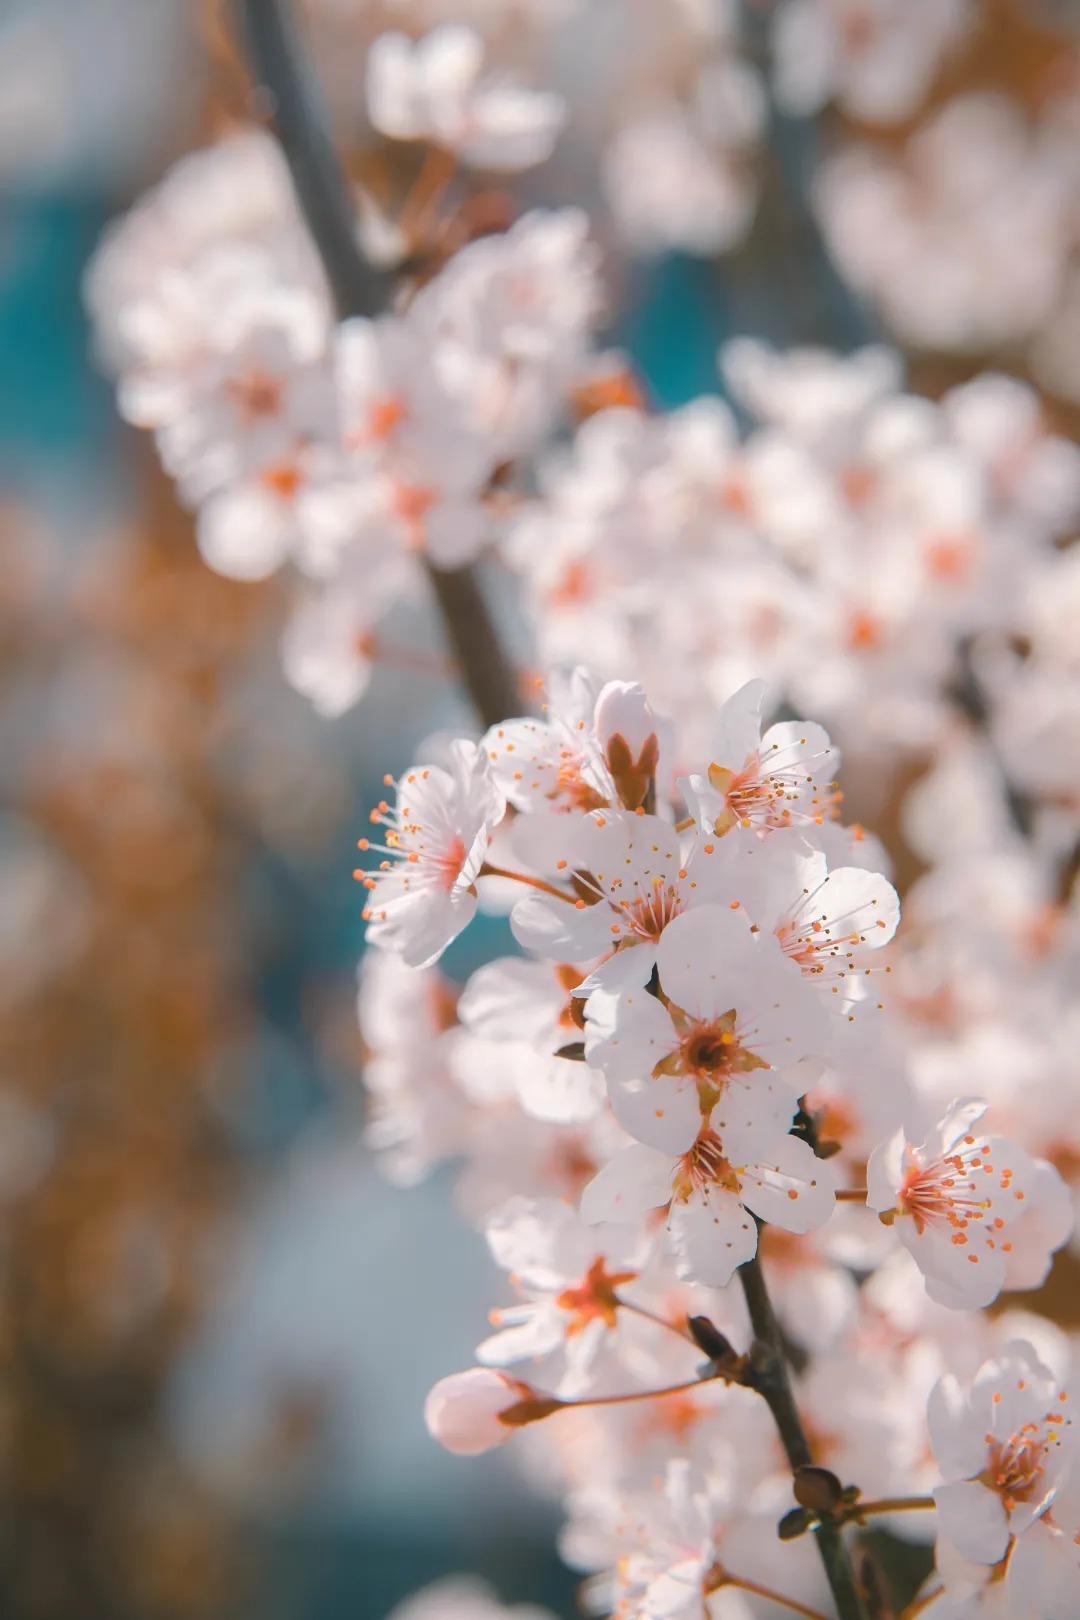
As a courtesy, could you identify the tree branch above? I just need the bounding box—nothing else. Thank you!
[738,1253,868,1620]
[235,0,524,729]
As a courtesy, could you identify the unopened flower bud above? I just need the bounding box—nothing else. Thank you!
[793,1465,845,1514]
[424,1369,557,1455]
[594,682,664,811]
[594,681,662,761]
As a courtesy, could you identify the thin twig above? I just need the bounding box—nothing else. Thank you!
[845,1496,936,1522]
[236,0,524,730]
[616,1296,700,1346]
[716,1573,833,1620]
[738,1253,868,1620]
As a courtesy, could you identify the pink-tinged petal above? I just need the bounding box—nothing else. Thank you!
[932,1480,1010,1566]
[740,1134,835,1235]
[594,680,667,761]
[608,1072,703,1156]
[579,1144,673,1224]
[668,1188,758,1288]
[423,1368,527,1456]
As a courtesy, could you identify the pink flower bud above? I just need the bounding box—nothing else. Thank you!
[424,1369,556,1455]
[593,681,662,759]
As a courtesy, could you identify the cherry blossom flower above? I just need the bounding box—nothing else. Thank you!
[584,903,831,1153]
[510,816,728,996]
[728,827,900,1011]
[477,1196,646,1395]
[482,668,666,819]
[358,741,505,967]
[581,1089,835,1288]
[681,680,840,838]
[928,1343,1075,1567]
[866,1100,1072,1310]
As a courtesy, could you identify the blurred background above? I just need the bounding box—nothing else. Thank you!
[2,1,1080,1618]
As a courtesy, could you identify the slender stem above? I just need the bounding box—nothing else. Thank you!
[424,565,525,730]
[236,0,523,730]
[834,1189,867,1204]
[478,863,578,904]
[399,145,458,245]
[616,1296,699,1346]
[847,1496,936,1521]
[236,0,389,318]
[559,1375,713,1411]
[737,1254,868,1620]
[717,1575,832,1620]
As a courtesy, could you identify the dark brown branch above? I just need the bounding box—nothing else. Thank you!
[739,1254,868,1620]
[236,0,523,729]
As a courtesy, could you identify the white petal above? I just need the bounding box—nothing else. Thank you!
[865,1128,907,1211]
[740,1134,835,1235]
[928,1375,991,1482]
[709,679,767,769]
[511,891,616,960]
[933,1480,1010,1566]
[669,1189,758,1288]
[580,1144,673,1224]
[608,1073,703,1155]
[584,988,675,1082]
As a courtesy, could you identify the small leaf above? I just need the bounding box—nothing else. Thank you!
[777,1507,813,1541]
[688,1316,734,1361]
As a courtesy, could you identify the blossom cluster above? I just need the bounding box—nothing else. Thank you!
[356,668,1075,1618]
[87,126,603,715]
[82,3,1080,1617]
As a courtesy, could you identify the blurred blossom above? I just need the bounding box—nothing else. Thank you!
[771,0,974,124]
